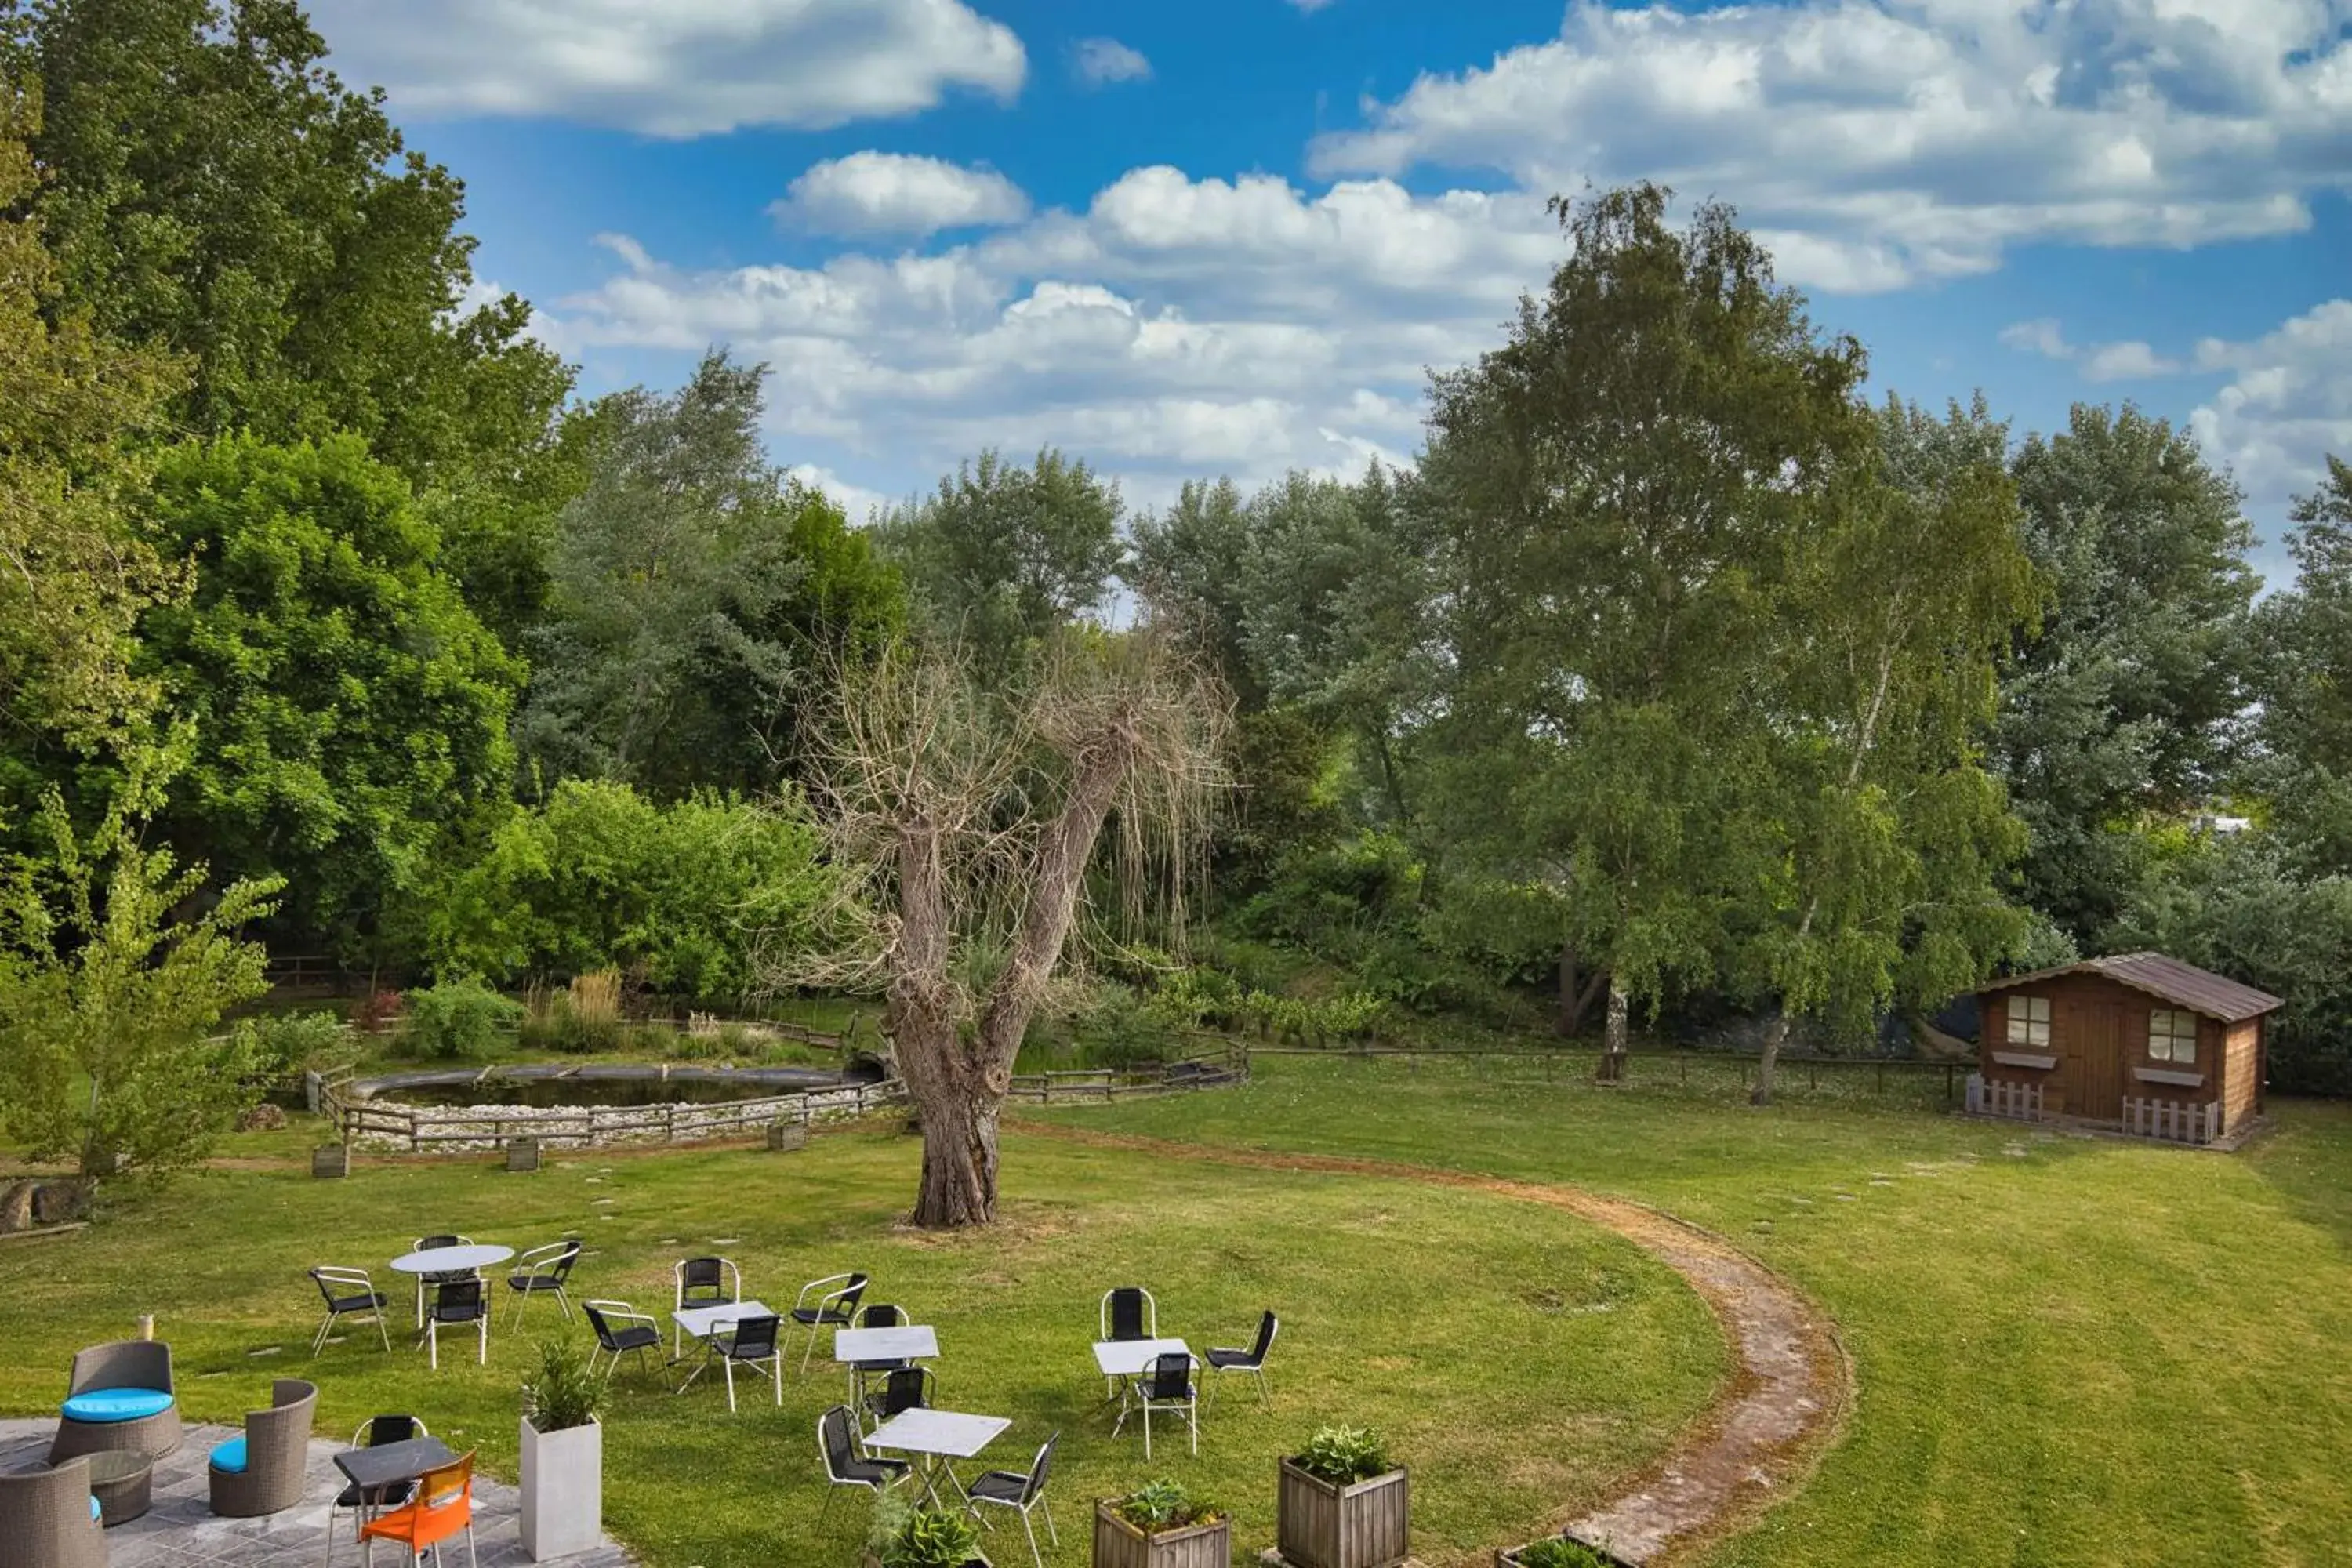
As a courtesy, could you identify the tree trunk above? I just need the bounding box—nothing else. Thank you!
[1595,979,1629,1083]
[1751,1011,1791,1108]
[1555,944,1606,1037]
[910,1078,1001,1228]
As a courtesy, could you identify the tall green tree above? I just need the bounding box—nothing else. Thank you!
[1418,183,1873,1073]
[517,352,904,797]
[0,73,185,794]
[1130,476,1258,705]
[139,432,521,960]
[875,446,1124,680]
[2252,456,2352,869]
[1991,405,2257,942]
[1739,397,2038,1102]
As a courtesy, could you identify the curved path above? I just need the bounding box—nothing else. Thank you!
[1026,1126,1850,1566]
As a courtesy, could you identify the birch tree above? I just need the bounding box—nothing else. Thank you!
[766,634,1225,1227]
[1741,397,2039,1103]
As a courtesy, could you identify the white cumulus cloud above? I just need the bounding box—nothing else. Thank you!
[775,154,1031,238]
[2001,318,2183,381]
[1073,38,1152,87]
[1308,0,2352,292]
[304,0,1026,136]
[2190,299,2352,509]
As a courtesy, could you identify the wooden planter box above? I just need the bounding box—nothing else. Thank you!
[1093,1501,1230,1568]
[766,1120,808,1152]
[506,1137,540,1172]
[1495,1537,1639,1568]
[311,1144,349,1179]
[1277,1459,1409,1568]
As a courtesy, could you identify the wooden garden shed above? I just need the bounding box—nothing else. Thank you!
[1968,953,2282,1145]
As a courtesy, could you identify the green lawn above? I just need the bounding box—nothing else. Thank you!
[0,1122,1722,1566]
[1048,1054,2352,1567]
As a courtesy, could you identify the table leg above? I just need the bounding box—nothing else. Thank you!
[675,1339,717,1394]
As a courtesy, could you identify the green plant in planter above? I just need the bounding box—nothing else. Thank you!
[1115,1477,1225,1532]
[1294,1424,1392,1484]
[877,1497,982,1567]
[1516,1538,1610,1568]
[521,1337,604,1432]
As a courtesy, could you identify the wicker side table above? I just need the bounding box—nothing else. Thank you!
[78,1449,154,1526]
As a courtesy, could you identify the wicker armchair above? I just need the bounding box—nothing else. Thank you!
[208,1378,318,1518]
[0,1454,107,1568]
[49,1341,180,1465]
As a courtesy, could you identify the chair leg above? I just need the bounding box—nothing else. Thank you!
[476,1313,488,1366]
[556,1287,573,1321]
[1189,1395,1198,1456]
[313,1312,334,1356]
[1043,1498,1059,1546]
[428,1321,438,1371]
[1255,1367,1269,1406]
[1021,1508,1043,1568]
[467,1522,477,1568]
[723,1356,738,1414]
[376,1308,393,1353]
[771,1354,782,1406]
[1142,1400,1152,1461]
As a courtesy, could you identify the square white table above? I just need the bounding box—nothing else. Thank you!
[835,1325,940,1363]
[865,1408,1011,1507]
[672,1300,774,1392]
[1092,1337,1188,1377]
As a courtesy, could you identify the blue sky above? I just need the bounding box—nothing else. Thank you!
[305,0,2350,582]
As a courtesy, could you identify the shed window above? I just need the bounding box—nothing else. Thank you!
[2148,1008,2198,1065]
[2005,996,2051,1048]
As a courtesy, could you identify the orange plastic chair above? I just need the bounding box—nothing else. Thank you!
[357,1451,476,1566]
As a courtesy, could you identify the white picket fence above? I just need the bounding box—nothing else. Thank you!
[2122,1095,2222,1146]
[1964,1073,2043,1122]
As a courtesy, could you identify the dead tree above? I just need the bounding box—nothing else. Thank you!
[768,635,1226,1228]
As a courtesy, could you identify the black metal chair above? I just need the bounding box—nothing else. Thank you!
[1134,1352,1197,1459]
[325,1414,428,1564]
[967,1430,1060,1568]
[861,1365,935,1434]
[671,1255,742,1357]
[424,1279,488,1370]
[848,1302,910,1405]
[1205,1310,1279,1407]
[583,1299,662,1385]
[788,1271,869,1374]
[1098,1285,1156,1396]
[307,1265,392,1354]
[505,1240,581,1330]
[710,1312,783,1413]
[817,1403,907,1531]
[409,1233,475,1326]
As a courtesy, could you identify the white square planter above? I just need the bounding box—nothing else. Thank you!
[520,1414,601,1560]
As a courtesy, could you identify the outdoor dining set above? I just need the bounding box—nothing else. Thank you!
[2,1231,1280,1568]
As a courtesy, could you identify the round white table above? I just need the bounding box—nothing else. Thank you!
[389,1244,514,1276]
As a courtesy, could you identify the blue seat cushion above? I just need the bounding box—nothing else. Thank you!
[209,1436,248,1475]
[89,1495,101,1523]
[60,1388,174,1424]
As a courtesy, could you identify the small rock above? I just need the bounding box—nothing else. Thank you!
[237,1103,289,1132]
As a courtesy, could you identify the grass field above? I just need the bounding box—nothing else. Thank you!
[1048,1054,2352,1568]
[0,1120,1722,1566]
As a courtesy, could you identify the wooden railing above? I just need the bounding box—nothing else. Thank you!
[1966,1073,2044,1121]
[1007,1043,1250,1104]
[321,1074,903,1153]
[2122,1094,2221,1145]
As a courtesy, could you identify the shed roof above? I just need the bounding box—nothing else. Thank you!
[1977,952,2284,1024]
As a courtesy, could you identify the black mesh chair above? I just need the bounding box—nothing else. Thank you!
[1205,1310,1279,1407]
[425,1278,488,1370]
[583,1299,662,1384]
[861,1365,934,1433]
[505,1240,581,1330]
[308,1265,392,1354]
[325,1414,428,1563]
[710,1312,783,1413]
[1098,1286,1157,1397]
[671,1255,742,1356]
[410,1233,475,1326]
[967,1430,1059,1568]
[818,1403,907,1531]
[1135,1352,1197,1459]
[788,1271,869,1374]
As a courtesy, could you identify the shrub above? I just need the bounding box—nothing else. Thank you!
[874,1498,981,1567]
[400,975,521,1060]
[350,987,405,1036]
[237,1010,350,1078]
[1113,1478,1223,1533]
[1516,1539,1610,1568]
[521,1335,602,1432]
[1292,1425,1392,1485]
[1071,982,1171,1069]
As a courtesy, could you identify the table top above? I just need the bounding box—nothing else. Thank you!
[1093,1337,1189,1377]
[333,1436,458,1491]
[865,1408,1011,1459]
[834,1325,939,1363]
[74,1450,153,1483]
[673,1299,774,1337]
[389,1244,514,1274]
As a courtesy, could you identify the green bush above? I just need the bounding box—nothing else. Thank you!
[236,1010,350,1078]
[1292,1425,1392,1485]
[1072,982,1172,1069]
[1515,1538,1610,1568]
[521,1334,602,1432]
[400,975,521,1060]
[875,1500,981,1567]
[1112,1478,1223,1533]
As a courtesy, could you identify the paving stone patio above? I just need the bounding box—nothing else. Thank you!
[1,1418,638,1567]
